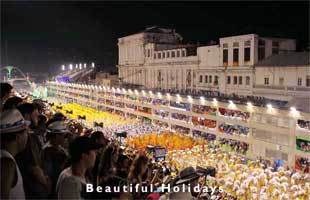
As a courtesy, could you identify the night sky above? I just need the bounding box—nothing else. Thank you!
[1,1,309,75]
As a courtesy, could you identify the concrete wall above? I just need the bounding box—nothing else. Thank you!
[254,66,310,87]
[197,45,221,67]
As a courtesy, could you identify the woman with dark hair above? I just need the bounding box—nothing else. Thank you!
[96,144,120,200]
[127,153,152,199]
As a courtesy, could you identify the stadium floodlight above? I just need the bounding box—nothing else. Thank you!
[69,64,73,70]
[92,62,95,68]
[79,63,82,70]
[84,63,87,69]
[290,107,299,117]
[62,65,65,71]
[290,107,297,113]
[75,64,78,69]
[228,100,236,109]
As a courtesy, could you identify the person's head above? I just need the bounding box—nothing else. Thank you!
[128,153,149,180]
[118,154,130,169]
[174,166,200,195]
[17,103,40,128]
[90,131,108,146]
[32,99,46,114]
[47,121,71,147]
[38,114,47,127]
[0,82,13,102]
[0,109,30,154]
[69,136,102,169]
[2,96,23,111]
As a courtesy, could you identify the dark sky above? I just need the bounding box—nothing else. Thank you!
[1,1,309,74]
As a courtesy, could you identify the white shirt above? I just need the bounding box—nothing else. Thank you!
[0,150,25,199]
[56,167,87,200]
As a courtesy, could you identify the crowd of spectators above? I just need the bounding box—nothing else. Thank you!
[153,109,169,119]
[218,138,249,155]
[137,106,152,114]
[152,98,170,106]
[169,101,191,111]
[192,130,216,141]
[218,108,250,122]
[192,104,216,115]
[171,125,190,135]
[295,157,310,173]
[125,103,137,111]
[138,96,153,104]
[114,102,125,108]
[296,138,310,152]
[192,117,216,129]
[218,123,250,137]
[171,113,191,123]
[297,119,310,132]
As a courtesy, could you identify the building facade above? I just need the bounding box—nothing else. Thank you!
[117,27,309,112]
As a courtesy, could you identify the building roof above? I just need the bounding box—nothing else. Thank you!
[141,26,175,34]
[255,52,310,67]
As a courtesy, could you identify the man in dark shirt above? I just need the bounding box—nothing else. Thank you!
[15,103,50,199]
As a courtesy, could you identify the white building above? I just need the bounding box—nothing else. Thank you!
[117,27,309,112]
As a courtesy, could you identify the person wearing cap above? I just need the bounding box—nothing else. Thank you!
[15,103,49,199]
[42,121,70,198]
[168,166,201,200]
[0,109,29,199]
[56,136,102,199]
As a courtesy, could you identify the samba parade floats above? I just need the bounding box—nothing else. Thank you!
[125,131,205,151]
[52,103,138,127]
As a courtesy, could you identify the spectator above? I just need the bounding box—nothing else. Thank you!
[32,99,46,114]
[2,96,23,111]
[36,114,48,145]
[42,121,70,198]
[89,131,108,184]
[116,154,131,181]
[0,109,29,199]
[15,103,49,199]
[46,112,66,127]
[17,103,40,129]
[168,166,200,200]
[127,153,151,199]
[97,144,120,199]
[0,82,13,111]
[56,136,102,199]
